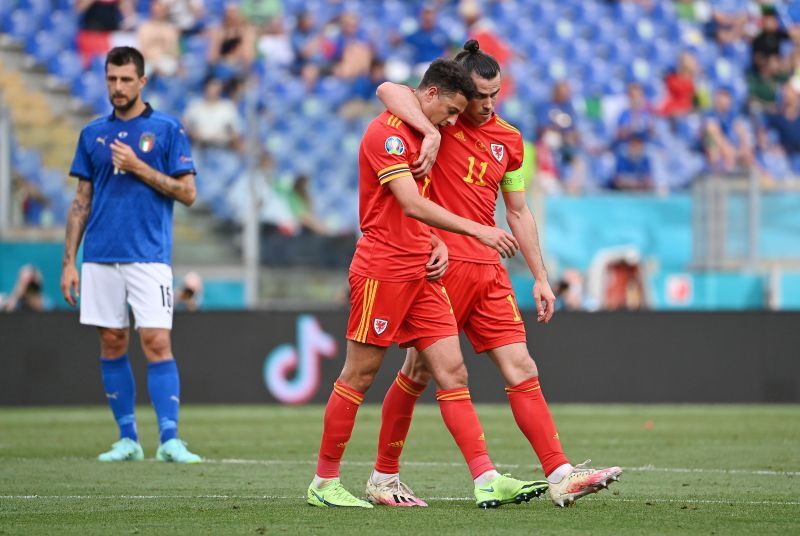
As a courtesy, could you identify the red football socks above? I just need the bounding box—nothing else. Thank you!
[374,371,425,473]
[315,380,365,478]
[436,387,495,478]
[506,376,570,476]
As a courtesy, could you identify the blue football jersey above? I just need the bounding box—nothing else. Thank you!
[70,104,196,264]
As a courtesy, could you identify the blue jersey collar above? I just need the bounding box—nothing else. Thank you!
[109,102,154,121]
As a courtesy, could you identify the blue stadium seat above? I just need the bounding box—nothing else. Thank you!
[28,31,63,66]
[49,49,83,84]
[8,10,38,44]
[13,147,43,183]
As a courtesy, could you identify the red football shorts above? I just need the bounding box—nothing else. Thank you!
[346,273,458,351]
[442,261,527,354]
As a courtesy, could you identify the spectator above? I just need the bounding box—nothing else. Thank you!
[256,15,294,68]
[287,175,330,236]
[458,0,514,99]
[554,268,590,311]
[702,87,756,173]
[404,5,450,76]
[765,83,800,174]
[533,125,566,194]
[707,3,749,47]
[616,82,655,144]
[612,134,654,191]
[207,4,257,78]
[241,0,282,26]
[137,0,180,78]
[183,77,243,151]
[330,12,373,80]
[175,272,203,311]
[747,51,790,114]
[291,11,326,74]
[13,175,49,227]
[658,51,699,117]
[160,0,206,36]
[75,0,134,67]
[2,265,48,312]
[537,80,585,191]
[751,5,791,70]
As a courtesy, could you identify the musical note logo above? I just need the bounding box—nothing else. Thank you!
[263,315,337,404]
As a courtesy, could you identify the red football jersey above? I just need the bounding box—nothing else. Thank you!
[350,112,432,281]
[429,114,525,264]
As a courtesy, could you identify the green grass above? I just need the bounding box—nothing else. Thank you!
[1,404,798,535]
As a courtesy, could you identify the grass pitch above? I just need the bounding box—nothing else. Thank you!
[1,404,798,535]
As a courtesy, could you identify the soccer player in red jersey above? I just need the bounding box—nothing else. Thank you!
[307,59,548,509]
[369,41,622,508]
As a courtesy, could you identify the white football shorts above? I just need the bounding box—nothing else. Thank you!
[80,262,174,330]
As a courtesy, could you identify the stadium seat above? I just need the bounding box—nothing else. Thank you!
[8,10,38,44]
[49,49,83,85]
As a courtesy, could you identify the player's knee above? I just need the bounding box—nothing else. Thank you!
[140,331,172,361]
[339,361,380,392]
[99,328,128,357]
[517,356,538,378]
[438,362,469,389]
[407,367,433,386]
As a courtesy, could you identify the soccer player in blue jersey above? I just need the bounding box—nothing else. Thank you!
[60,47,201,463]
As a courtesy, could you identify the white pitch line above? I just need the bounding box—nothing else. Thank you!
[1,495,799,506]
[4,456,798,477]
[209,458,800,477]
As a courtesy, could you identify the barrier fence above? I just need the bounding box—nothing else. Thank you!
[1,310,798,405]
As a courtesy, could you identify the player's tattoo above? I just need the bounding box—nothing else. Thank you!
[137,166,196,206]
[63,181,93,266]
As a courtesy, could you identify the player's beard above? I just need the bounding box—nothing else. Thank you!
[110,93,139,113]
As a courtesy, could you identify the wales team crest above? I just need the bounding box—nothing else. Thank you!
[373,318,388,335]
[491,143,505,162]
[139,132,155,153]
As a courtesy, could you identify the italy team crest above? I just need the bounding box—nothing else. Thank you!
[491,143,505,162]
[373,318,388,335]
[139,132,155,153]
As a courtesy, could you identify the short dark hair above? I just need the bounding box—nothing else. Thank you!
[105,47,145,77]
[418,58,475,100]
[453,39,500,80]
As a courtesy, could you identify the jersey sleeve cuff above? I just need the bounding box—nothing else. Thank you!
[379,170,412,185]
[70,172,92,181]
[170,168,196,177]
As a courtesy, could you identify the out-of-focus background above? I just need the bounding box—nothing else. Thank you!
[3,0,800,313]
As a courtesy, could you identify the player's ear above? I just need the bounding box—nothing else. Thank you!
[424,85,438,102]
[139,75,148,89]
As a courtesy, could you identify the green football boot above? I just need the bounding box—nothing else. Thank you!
[155,439,202,464]
[98,438,144,462]
[307,480,373,508]
[474,474,549,509]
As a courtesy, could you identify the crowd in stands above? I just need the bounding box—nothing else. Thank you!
[6,0,800,238]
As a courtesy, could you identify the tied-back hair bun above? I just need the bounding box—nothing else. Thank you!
[464,39,480,53]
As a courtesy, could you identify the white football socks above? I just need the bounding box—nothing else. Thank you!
[369,469,398,485]
[474,469,501,487]
[312,474,338,489]
[547,463,574,484]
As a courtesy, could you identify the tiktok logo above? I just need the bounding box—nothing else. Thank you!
[263,315,338,404]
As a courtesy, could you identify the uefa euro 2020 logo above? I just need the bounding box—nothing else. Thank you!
[263,315,337,404]
[385,136,405,155]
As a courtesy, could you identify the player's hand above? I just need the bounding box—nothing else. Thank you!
[475,225,519,258]
[110,139,142,175]
[533,278,556,324]
[412,130,441,179]
[61,264,80,307]
[426,236,448,281]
